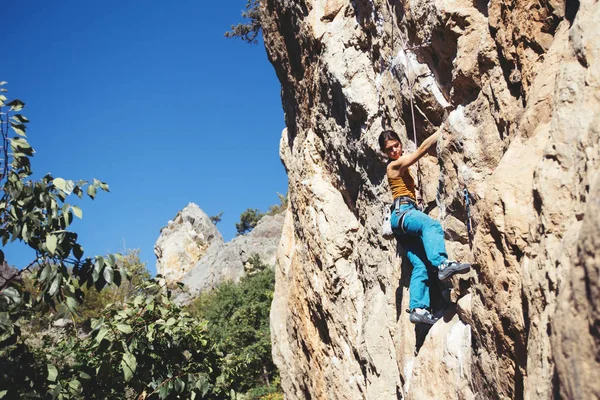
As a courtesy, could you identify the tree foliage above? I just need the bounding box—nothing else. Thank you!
[75,249,150,323]
[225,0,262,44]
[47,278,220,399]
[0,85,216,399]
[265,192,287,216]
[188,266,280,398]
[0,84,281,399]
[236,208,264,236]
[236,193,288,236]
[209,212,224,226]
[244,253,268,276]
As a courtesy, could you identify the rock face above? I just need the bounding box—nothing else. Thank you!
[179,213,285,296]
[154,203,223,282]
[261,0,599,398]
[156,204,285,299]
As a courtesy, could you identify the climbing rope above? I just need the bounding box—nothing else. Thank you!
[382,1,429,211]
[396,36,427,211]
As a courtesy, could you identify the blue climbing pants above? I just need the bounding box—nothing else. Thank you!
[390,203,448,310]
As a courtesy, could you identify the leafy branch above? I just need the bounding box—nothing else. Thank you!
[224,0,262,44]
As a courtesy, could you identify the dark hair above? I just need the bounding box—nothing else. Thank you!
[378,130,401,151]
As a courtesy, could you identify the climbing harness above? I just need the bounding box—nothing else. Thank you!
[463,187,474,249]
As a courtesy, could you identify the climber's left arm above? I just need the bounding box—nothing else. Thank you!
[388,131,439,173]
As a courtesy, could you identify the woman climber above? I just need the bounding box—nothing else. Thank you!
[379,130,471,325]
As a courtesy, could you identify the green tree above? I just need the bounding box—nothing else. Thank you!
[51,278,220,399]
[236,208,264,236]
[0,85,221,399]
[188,267,280,398]
[0,82,119,398]
[225,0,262,44]
[76,249,150,323]
[210,211,224,226]
[244,253,268,276]
[266,192,288,216]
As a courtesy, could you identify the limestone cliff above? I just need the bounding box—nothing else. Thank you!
[154,203,224,282]
[261,0,599,398]
[179,212,285,297]
[154,203,285,298]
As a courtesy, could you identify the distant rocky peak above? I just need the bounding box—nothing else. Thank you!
[154,203,224,282]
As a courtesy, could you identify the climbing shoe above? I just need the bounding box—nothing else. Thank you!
[409,308,439,325]
[438,260,471,281]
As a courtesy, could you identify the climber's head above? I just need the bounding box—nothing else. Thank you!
[379,130,402,160]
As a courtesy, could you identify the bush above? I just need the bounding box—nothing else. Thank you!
[188,268,281,397]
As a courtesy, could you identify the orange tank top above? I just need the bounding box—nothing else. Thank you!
[388,169,416,200]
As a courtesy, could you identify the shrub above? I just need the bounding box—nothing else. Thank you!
[188,268,281,397]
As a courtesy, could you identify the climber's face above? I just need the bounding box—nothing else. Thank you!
[384,139,402,160]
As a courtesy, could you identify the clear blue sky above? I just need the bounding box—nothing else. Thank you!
[2,1,287,274]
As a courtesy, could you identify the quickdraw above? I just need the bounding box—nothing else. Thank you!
[463,187,473,249]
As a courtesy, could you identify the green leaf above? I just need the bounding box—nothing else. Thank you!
[87,185,96,199]
[40,265,51,281]
[46,234,58,254]
[21,223,29,242]
[62,211,73,229]
[7,99,24,112]
[95,327,109,343]
[113,269,122,286]
[53,178,66,192]
[120,353,137,382]
[92,257,104,282]
[70,205,83,219]
[48,274,62,296]
[9,123,26,137]
[116,323,133,334]
[1,287,20,304]
[133,295,144,306]
[165,317,177,327]
[79,371,91,381]
[53,178,75,195]
[12,114,29,123]
[90,318,104,331]
[159,385,169,399]
[73,244,84,260]
[66,296,78,310]
[68,379,82,393]
[174,378,185,393]
[47,364,58,382]
[51,382,62,399]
